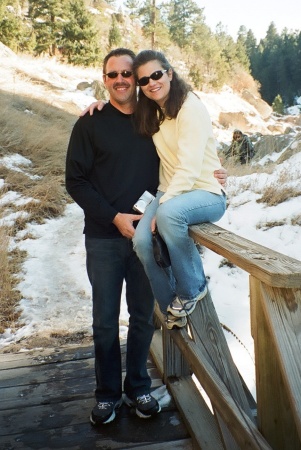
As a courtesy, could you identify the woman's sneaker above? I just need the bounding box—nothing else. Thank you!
[165,313,187,330]
[124,393,161,418]
[90,398,123,425]
[167,286,207,318]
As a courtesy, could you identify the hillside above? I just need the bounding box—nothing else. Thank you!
[0,47,301,370]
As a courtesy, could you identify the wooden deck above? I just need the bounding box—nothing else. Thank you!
[0,342,193,450]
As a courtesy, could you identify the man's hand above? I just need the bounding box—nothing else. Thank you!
[80,100,106,117]
[214,167,227,187]
[112,213,142,239]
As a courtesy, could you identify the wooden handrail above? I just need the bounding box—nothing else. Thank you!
[150,223,301,450]
[189,223,301,288]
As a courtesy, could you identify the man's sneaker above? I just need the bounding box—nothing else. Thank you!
[90,398,123,425]
[124,393,161,419]
[165,313,187,330]
[167,286,208,318]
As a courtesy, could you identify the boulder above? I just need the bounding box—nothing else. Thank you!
[77,81,91,91]
[241,89,272,119]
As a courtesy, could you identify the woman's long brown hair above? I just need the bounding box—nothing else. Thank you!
[133,50,192,137]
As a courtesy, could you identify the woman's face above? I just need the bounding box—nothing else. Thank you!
[136,60,172,107]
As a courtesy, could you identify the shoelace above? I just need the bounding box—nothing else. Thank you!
[97,401,113,410]
[137,394,152,404]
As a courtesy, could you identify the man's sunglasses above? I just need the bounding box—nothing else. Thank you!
[137,70,168,87]
[104,70,133,79]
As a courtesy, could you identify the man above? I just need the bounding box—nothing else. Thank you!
[225,129,255,165]
[66,48,227,426]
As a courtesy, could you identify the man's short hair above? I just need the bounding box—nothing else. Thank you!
[103,48,136,73]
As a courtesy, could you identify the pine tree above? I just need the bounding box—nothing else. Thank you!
[125,0,141,18]
[0,0,34,52]
[168,0,202,49]
[272,94,284,114]
[60,0,100,66]
[108,14,122,50]
[139,0,169,49]
[28,0,66,56]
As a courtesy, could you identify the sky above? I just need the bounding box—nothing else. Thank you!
[197,0,301,40]
[0,51,301,405]
[115,0,301,42]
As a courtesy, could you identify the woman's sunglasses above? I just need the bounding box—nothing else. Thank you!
[104,70,133,79]
[137,70,167,87]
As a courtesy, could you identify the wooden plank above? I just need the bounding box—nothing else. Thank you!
[128,438,193,449]
[189,223,301,288]
[151,321,223,449]
[0,341,192,449]
[0,357,95,387]
[188,291,253,449]
[0,406,189,449]
[150,328,164,376]
[214,411,240,450]
[168,376,224,450]
[251,278,301,449]
[167,321,271,449]
[1,362,162,411]
[0,344,95,369]
[189,292,254,419]
[152,303,265,448]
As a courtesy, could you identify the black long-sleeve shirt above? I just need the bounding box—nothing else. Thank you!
[65,102,159,238]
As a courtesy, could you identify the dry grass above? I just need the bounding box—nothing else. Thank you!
[224,159,301,208]
[256,220,287,231]
[0,90,77,333]
[256,167,301,206]
[292,215,301,226]
[0,227,24,334]
[257,185,301,207]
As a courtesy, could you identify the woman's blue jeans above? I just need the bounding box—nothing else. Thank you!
[85,236,154,402]
[133,190,226,313]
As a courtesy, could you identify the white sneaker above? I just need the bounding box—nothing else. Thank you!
[165,313,187,330]
[167,286,207,318]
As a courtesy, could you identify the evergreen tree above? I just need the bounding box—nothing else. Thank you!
[188,21,226,89]
[235,27,250,71]
[272,94,284,114]
[0,0,34,52]
[168,0,202,49]
[250,23,281,104]
[108,14,122,50]
[125,0,141,18]
[28,0,67,56]
[60,0,100,66]
[215,23,237,66]
[139,0,169,49]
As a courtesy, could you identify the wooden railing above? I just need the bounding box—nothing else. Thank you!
[150,223,301,450]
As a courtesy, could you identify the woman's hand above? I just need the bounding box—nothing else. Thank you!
[214,167,227,186]
[80,100,106,117]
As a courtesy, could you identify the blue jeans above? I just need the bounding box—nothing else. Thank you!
[85,236,155,402]
[133,190,226,313]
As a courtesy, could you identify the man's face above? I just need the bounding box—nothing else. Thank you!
[103,55,136,111]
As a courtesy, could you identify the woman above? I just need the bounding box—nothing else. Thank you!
[131,50,226,329]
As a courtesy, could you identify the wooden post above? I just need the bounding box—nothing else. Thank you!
[154,303,190,383]
[250,277,301,449]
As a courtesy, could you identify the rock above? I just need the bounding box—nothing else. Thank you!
[77,81,91,91]
[218,111,249,130]
[253,134,294,160]
[241,89,272,119]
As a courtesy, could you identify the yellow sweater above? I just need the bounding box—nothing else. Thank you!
[153,92,224,204]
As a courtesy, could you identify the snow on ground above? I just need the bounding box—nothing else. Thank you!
[1,51,301,401]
